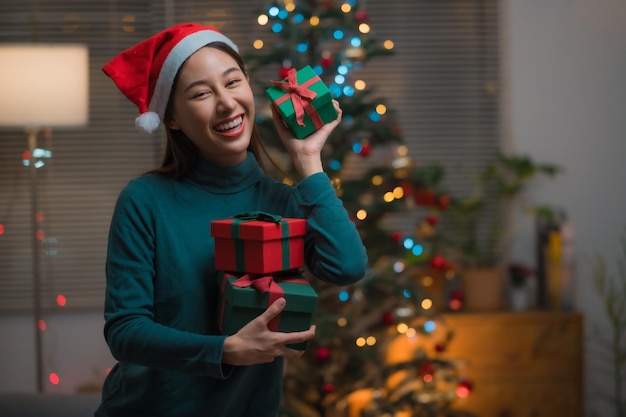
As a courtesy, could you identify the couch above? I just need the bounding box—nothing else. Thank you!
[0,393,101,417]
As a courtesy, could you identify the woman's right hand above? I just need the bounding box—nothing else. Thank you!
[221,297,316,366]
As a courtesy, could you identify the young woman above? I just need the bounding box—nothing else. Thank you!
[96,22,367,417]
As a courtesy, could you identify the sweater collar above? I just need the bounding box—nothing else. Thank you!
[186,152,265,193]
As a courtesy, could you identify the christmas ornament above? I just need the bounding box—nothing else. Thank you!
[438,194,450,209]
[321,51,333,69]
[359,142,371,156]
[418,362,436,377]
[278,61,293,79]
[413,188,437,206]
[426,214,438,226]
[381,310,394,325]
[315,346,331,363]
[355,10,369,23]
[430,254,446,270]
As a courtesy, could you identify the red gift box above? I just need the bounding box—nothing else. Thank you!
[211,212,307,274]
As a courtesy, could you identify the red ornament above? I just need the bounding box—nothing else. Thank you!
[438,194,450,210]
[355,10,369,23]
[450,289,464,301]
[430,254,446,270]
[458,379,473,391]
[418,362,436,377]
[401,181,413,198]
[448,289,464,311]
[425,214,438,226]
[435,342,446,352]
[413,188,437,206]
[315,346,331,363]
[321,56,333,68]
[390,231,402,244]
[278,65,293,79]
[456,378,473,398]
[359,143,372,157]
[322,383,335,394]
[381,310,394,325]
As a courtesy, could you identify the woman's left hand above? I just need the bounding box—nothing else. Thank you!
[271,99,342,178]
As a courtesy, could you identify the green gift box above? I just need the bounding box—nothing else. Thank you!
[266,65,338,139]
[218,271,318,350]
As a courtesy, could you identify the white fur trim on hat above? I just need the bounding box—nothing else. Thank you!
[135,111,161,134]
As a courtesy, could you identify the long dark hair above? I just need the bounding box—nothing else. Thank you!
[146,42,274,178]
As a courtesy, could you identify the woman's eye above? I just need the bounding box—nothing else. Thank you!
[227,79,240,87]
[193,90,210,99]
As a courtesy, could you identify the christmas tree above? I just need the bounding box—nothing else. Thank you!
[245,1,475,416]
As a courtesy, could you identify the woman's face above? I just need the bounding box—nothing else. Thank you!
[167,46,255,166]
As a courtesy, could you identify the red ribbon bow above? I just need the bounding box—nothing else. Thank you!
[272,68,319,127]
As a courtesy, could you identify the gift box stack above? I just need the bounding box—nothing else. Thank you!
[211,212,318,350]
[266,65,338,139]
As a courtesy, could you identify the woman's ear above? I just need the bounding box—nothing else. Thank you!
[166,115,181,130]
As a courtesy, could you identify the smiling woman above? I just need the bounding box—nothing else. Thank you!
[93,20,366,417]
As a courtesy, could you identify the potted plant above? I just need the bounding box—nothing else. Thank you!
[440,154,561,310]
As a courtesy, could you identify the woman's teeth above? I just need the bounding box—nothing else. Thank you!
[215,116,243,132]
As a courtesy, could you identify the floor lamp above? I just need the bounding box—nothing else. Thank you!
[0,44,89,392]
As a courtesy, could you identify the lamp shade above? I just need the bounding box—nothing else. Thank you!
[0,44,89,128]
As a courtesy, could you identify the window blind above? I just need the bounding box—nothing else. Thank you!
[0,0,499,311]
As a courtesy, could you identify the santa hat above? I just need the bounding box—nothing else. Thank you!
[102,22,239,134]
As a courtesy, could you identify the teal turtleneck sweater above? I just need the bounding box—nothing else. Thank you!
[95,152,367,417]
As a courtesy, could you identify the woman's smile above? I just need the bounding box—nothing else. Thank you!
[214,115,244,136]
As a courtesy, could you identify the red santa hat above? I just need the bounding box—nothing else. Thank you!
[102,22,239,134]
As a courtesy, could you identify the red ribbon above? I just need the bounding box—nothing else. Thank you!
[223,272,308,332]
[272,68,324,129]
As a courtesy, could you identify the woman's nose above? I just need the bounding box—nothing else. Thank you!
[215,90,237,112]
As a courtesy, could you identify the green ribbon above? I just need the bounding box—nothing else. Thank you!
[230,212,291,272]
[232,211,282,223]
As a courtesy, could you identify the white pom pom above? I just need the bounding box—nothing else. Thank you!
[135,112,161,134]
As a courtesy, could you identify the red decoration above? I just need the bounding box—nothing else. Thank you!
[381,310,394,325]
[401,181,413,198]
[355,10,369,23]
[315,346,331,363]
[448,289,464,311]
[322,383,335,394]
[321,56,332,68]
[425,214,438,226]
[359,142,371,156]
[413,188,437,206]
[279,65,293,79]
[438,194,450,209]
[435,342,446,352]
[430,254,446,270]
[390,231,402,244]
[456,378,473,398]
[418,362,436,377]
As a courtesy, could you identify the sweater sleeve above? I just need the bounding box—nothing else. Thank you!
[103,180,232,378]
[289,172,368,285]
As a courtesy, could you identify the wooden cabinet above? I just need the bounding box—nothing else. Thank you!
[442,311,583,417]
